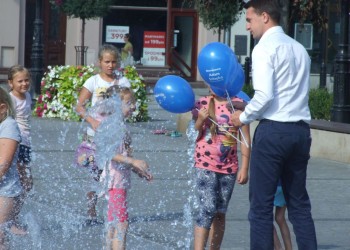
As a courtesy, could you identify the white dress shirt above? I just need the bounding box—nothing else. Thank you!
[240,26,311,124]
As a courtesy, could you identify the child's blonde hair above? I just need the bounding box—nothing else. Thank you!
[106,85,134,100]
[98,44,120,62]
[208,96,218,137]
[8,64,30,81]
[0,87,15,118]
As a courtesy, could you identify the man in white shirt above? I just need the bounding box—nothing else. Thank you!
[232,1,317,249]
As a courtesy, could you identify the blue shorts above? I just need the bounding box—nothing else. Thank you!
[194,168,236,229]
[274,186,286,207]
[18,145,32,164]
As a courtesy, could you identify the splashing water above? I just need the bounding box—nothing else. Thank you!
[182,120,199,249]
[11,93,211,249]
[58,127,69,145]
[92,95,125,168]
[23,212,41,248]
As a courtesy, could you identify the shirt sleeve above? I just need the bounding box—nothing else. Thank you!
[240,46,275,124]
[83,75,96,93]
[0,118,21,142]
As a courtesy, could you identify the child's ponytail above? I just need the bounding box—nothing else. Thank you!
[208,96,217,137]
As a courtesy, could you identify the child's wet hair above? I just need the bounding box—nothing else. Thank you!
[0,87,15,118]
[8,65,30,81]
[98,44,120,61]
[105,85,133,100]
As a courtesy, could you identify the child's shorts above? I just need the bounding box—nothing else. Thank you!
[274,186,286,207]
[18,145,32,164]
[195,168,236,229]
[107,188,128,223]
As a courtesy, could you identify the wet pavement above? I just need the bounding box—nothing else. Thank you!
[10,89,350,249]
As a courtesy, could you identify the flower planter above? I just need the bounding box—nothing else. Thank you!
[33,65,149,122]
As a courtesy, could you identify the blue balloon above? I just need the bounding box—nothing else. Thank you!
[154,75,195,113]
[225,64,245,97]
[210,85,227,98]
[209,65,245,98]
[236,91,251,102]
[198,42,238,89]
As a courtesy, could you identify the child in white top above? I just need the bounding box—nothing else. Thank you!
[8,65,32,235]
[76,44,134,226]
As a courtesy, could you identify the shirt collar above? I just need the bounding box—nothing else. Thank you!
[259,26,284,43]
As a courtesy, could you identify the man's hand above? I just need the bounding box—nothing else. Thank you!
[232,110,243,127]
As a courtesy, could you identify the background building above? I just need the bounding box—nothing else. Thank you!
[0,0,346,89]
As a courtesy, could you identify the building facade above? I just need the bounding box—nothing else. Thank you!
[0,0,346,88]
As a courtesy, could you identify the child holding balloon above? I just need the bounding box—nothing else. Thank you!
[191,88,251,250]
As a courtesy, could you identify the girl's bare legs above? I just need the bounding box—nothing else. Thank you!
[194,226,210,250]
[87,191,97,220]
[10,195,27,235]
[11,162,32,235]
[106,222,128,250]
[0,197,16,250]
[273,224,283,250]
[275,206,292,250]
[208,213,226,250]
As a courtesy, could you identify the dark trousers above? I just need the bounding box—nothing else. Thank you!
[249,120,317,250]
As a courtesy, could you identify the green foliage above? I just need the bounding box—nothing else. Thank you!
[242,83,254,98]
[50,0,114,20]
[290,0,328,30]
[309,88,333,120]
[185,0,328,33]
[34,65,149,122]
[241,84,332,121]
[186,0,244,32]
[123,66,150,122]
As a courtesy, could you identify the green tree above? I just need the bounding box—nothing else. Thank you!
[187,0,328,36]
[186,0,245,38]
[290,0,328,31]
[50,0,114,65]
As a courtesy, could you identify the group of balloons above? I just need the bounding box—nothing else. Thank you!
[154,42,249,113]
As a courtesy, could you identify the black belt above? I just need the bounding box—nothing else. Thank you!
[260,119,308,127]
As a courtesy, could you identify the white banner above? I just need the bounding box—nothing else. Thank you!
[142,48,165,66]
[106,26,129,43]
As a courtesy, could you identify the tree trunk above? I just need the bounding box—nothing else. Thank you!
[224,27,231,46]
[81,18,86,65]
[279,0,290,34]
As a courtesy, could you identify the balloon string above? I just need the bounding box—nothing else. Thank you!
[225,90,250,148]
[195,108,243,144]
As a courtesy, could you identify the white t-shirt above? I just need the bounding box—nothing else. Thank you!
[0,117,22,197]
[83,74,130,136]
[10,92,32,147]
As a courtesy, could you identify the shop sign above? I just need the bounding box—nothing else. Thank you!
[142,31,166,66]
[106,26,129,43]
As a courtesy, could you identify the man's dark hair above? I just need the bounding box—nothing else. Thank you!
[244,0,281,24]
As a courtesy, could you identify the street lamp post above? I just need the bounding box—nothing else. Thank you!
[331,0,350,123]
[30,0,44,97]
[319,2,328,89]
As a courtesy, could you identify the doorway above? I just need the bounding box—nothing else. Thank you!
[25,0,66,69]
[169,11,198,81]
